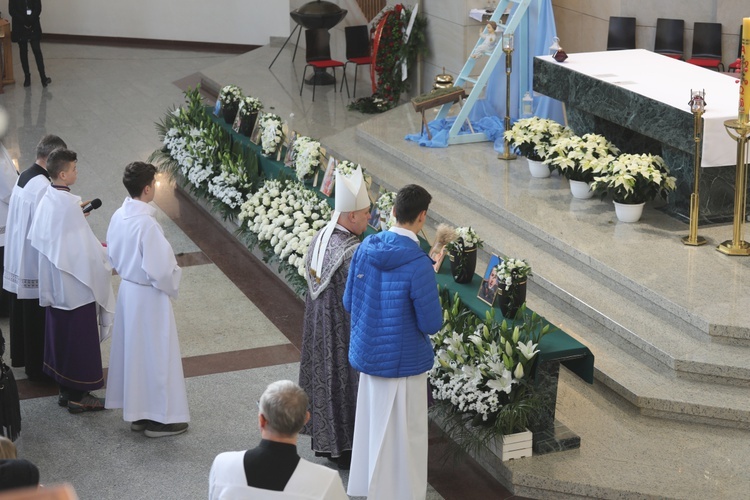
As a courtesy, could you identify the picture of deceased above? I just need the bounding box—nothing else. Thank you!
[477,254,502,306]
[368,205,381,231]
[284,130,298,167]
[321,156,337,197]
[429,241,446,273]
[249,112,263,144]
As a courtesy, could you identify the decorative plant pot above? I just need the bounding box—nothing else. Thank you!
[239,111,258,137]
[486,428,533,461]
[527,158,551,178]
[222,104,239,125]
[449,247,477,284]
[498,280,527,319]
[569,180,594,199]
[613,201,645,222]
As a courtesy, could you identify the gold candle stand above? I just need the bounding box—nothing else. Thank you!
[717,119,750,255]
[682,90,707,246]
[499,34,517,161]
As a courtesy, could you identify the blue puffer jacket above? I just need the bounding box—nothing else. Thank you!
[344,230,443,378]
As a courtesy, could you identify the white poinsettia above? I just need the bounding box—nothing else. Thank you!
[504,116,572,162]
[591,153,677,205]
[544,133,619,182]
[292,136,322,182]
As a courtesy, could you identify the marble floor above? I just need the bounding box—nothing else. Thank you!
[1,42,520,499]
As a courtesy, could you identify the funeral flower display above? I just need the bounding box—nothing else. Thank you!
[259,113,284,157]
[544,133,620,183]
[494,258,532,292]
[218,85,243,107]
[375,189,397,229]
[291,136,322,182]
[207,151,255,211]
[429,289,551,442]
[504,117,572,162]
[445,226,483,283]
[335,160,360,177]
[591,153,677,204]
[239,96,263,115]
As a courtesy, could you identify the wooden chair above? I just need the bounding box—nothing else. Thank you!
[300,29,348,102]
[686,22,724,71]
[607,17,636,51]
[341,25,372,98]
[654,18,684,59]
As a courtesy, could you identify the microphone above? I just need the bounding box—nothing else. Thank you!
[82,198,102,214]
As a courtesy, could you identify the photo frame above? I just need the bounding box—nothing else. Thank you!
[477,254,502,306]
[249,111,263,144]
[367,205,381,231]
[284,130,298,167]
[213,99,222,117]
[321,155,336,196]
[231,102,244,133]
[429,241,447,273]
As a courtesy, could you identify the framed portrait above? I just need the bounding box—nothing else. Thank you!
[284,130,298,167]
[231,102,244,133]
[429,241,447,273]
[321,156,337,197]
[477,254,502,306]
[249,111,263,144]
[213,99,222,117]
[368,205,381,231]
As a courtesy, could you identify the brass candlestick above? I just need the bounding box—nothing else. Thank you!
[682,89,707,246]
[717,118,750,255]
[499,33,517,161]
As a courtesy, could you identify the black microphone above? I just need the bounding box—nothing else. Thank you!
[82,198,102,214]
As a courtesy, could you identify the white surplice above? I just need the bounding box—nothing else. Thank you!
[3,166,49,298]
[209,452,348,500]
[104,197,189,424]
[347,372,429,500]
[0,145,19,247]
[28,185,115,339]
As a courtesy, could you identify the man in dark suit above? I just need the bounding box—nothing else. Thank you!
[9,0,51,87]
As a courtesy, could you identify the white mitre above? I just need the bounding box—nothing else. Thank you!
[309,165,369,281]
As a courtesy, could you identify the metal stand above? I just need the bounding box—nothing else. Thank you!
[682,90,707,246]
[268,24,303,70]
[717,119,750,255]
[499,34,517,161]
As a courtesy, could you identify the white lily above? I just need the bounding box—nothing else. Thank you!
[516,340,540,360]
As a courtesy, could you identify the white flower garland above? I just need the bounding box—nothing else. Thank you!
[292,136,322,182]
[259,114,284,156]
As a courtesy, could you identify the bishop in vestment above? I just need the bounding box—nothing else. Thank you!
[299,166,370,469]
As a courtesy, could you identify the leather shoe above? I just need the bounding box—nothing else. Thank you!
[42,77,51,87]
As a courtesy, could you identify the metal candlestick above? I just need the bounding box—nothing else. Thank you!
[682,89,707,246]
[499,33,517,161]
[717,118,750,255]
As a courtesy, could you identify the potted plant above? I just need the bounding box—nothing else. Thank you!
[429,289,552,461]
[237,96,263,137]
[494,258,532,319]
[445,226,483,284]
[504,117,572,178]
[591,153,677,222]
[218,85,243,125]
[544,133,619,199]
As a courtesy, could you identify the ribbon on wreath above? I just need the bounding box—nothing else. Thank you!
[370,9,393,94]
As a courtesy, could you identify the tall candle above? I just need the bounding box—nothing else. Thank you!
[741,18,750,123]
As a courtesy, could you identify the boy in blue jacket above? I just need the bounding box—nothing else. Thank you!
[344,184,442,500]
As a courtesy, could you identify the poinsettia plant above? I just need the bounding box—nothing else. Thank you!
[591,153,677,204]
[504,117,572,162]
[544,133,620,183]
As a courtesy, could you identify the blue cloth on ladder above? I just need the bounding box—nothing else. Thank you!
[405,116,506,148]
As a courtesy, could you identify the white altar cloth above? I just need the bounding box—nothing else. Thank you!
[538,49,740,168]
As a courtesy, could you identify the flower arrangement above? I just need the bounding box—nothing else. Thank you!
[445,226,483,252]
[375,189,397,229]
[291,136,322,182]
[429,289,552,441]
[239,96,263,117]
[207,151,255,211]
[544,133,620,183]
[591,153,677,204]
[494,258,532,291]
[238,179,332,288]
[335,160,360,177]
[219,85,243,107]
[444,226,483,283]
[504,117,572,162]
[258,113,284,157]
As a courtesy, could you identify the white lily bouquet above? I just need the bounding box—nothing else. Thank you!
[376,190,397,229]
[259,113,284,157]
[207,151,253,210]
[445,226,483,253]
[494,258,532,291]
[292,136,322,182]
[163,120,222,189]
[238,179,331,277]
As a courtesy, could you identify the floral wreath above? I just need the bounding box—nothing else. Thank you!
[292,136,322,182]
[259,113,283,157]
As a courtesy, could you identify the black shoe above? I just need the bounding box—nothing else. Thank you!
[67,393,106,414]
[23,74,31,87]
[144,421,188,438]
[130,420,150,432]
[42,77,51,87]
[58,390,69,407]
[337,450,352,471]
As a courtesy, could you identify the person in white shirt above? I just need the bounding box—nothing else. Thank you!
[209,380,348,500]
[105,161,189,438]
[28,148,114,413]
[0,143,19,317]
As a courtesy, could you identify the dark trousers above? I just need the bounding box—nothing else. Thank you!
[9,294,48,381]
[17,39,46,79]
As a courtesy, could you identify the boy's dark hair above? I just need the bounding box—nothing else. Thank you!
[36,135,67,160]
[45,149,77,180]
[123,162,157,198]
[394,184,432,224]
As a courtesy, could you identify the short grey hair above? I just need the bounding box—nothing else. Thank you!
[259,380,308,436]
[36,135,67,160]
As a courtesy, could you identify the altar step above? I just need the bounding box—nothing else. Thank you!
[320,105,750,431]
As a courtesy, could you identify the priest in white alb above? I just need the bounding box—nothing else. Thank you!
[0,143,19,317]
[28,148,114,413]
[105,161,189,438]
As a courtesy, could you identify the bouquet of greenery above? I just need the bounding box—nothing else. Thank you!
[504,117,572,162]
[591,153,677,204]
[544,133,620,183]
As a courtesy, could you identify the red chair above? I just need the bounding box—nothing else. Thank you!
[300,29,349,102]
[729,26,742,72]
[341,25,372,98]
[686,22,724,71]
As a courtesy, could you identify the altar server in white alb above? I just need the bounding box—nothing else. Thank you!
[105,161,189,438]
[0,143,19,317]
[4,134,66,382]
[28,148,115,413]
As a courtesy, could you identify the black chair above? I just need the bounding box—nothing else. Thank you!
[607,17,636,51]
[654,18,684,59]
[686,22,724,71]
[729,25,742,73]
[341,25,373,98]
[300,29,349,102]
